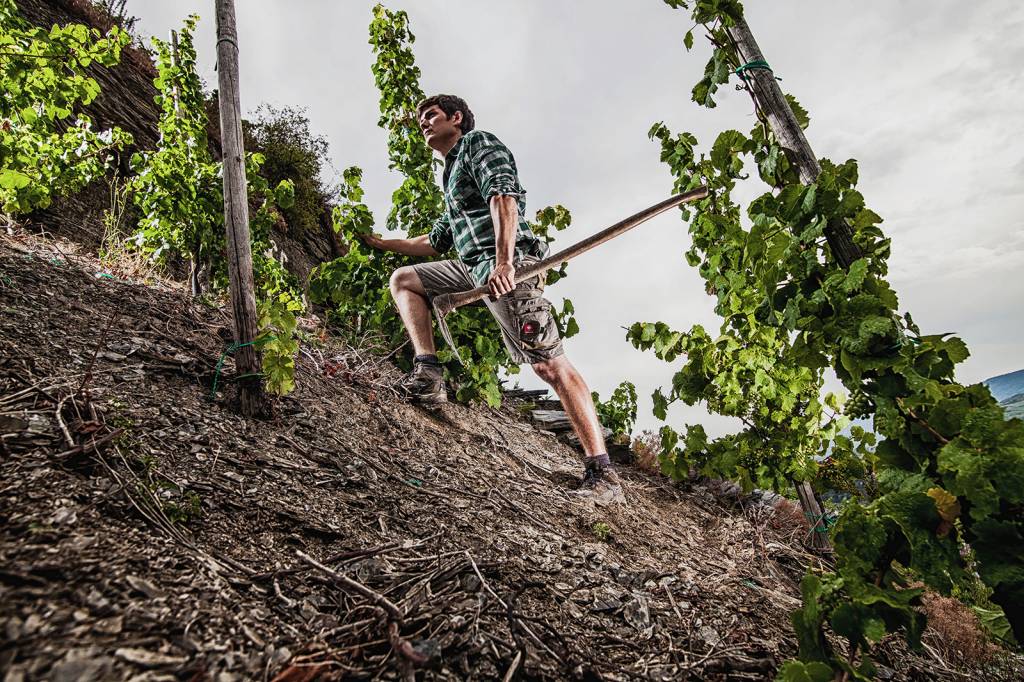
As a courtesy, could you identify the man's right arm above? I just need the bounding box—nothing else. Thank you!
[361,233,439,257]
[364,207,453,257]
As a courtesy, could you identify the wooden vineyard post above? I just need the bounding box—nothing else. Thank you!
[725,16,863,269]
[723,15,868,552]
[795,478,831,553]
[214,0,263,417]
[169,30,180,115]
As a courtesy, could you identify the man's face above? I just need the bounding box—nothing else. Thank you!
[418,105,463,152]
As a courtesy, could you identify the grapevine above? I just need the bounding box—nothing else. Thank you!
[644,1,1024,678]
[128,16,221,292]
[310,4,579,407]
[592,380,638,441]
[0,0,132,213]
[129,16,301,396]
[844,388,873,420]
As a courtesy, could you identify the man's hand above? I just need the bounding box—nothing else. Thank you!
[358,233,440,257]
[360,232,387,250]
[488,261,516,298]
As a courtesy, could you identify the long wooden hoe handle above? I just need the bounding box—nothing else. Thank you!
[432,186,709,318]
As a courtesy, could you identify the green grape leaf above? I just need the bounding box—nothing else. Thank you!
[652,389,669,421]
[776,661,833,682]
[785,94,811,130]
[843,258,868,293]
[274,179,296,209]
[0,170,31,190]
[972,605,1015,643]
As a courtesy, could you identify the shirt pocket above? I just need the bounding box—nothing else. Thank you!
[446,167,479,214]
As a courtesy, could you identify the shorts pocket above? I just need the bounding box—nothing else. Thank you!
[511,292,559,352]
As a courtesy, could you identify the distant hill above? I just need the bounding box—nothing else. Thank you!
[984,369,1024,420]
[985,369,1024,402]
[1001,393,1024,420]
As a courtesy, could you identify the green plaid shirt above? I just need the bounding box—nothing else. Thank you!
[427,130,547,285]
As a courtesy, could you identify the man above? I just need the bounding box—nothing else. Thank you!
[361,94,622,503]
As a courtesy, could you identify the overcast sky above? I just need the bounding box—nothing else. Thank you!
[125,1,1024,436]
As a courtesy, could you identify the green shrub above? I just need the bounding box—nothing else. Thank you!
[243,105,331,239]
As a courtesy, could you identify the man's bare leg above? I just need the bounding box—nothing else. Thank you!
[389,267,435,355]
[533,355,624,502]
[388,267,447,402]
[531,355,605,456]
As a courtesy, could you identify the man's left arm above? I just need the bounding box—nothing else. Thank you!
[488,195,518,297]
[468,133,524,298]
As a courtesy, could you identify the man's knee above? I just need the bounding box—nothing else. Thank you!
[389,266,418,296]
[532,356,566,385]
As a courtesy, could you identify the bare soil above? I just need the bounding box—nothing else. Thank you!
[1,228,1020,681]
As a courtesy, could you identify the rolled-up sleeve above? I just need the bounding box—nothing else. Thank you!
[427,211,454,253]
[468,132,523,200]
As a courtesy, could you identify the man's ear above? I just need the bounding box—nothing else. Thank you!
[450,110,463,127]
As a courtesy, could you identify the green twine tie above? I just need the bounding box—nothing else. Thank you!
[805,511,836,533]
[735,59,781,81]
[210,336,276,398]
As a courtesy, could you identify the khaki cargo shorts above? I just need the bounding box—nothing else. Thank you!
[412,259,564,365]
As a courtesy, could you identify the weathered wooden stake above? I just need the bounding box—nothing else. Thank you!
[724,16,867,552]
[169,30,181,115]
[795,477,832,552]
[725,16,863,270]
[214,0,263,417]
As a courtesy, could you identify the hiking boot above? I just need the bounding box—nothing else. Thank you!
[397,362,447,404]
[574,463,626,506]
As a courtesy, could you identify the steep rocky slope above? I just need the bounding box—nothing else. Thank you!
[3,229,1019,681]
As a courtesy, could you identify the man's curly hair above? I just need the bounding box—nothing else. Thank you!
[416,94,475,134]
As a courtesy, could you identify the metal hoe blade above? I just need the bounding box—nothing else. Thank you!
[432,300,464,366]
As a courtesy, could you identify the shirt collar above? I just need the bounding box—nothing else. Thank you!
[442,134,465,186]
[445,134,465,163]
